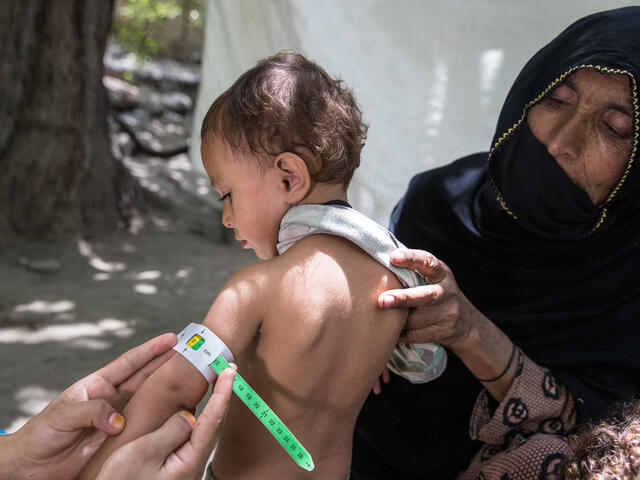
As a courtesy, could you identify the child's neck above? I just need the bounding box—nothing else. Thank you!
[298,182,348,206]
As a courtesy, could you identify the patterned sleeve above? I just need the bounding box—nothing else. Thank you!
[469,348,577,445]
[457,349,577,480]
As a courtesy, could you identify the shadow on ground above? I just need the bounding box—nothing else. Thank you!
[0,223,254,431]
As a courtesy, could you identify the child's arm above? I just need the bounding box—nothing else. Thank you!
[78,263,267,479]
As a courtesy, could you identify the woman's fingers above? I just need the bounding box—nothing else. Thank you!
[185,367,235,461]
[389,249,444,280]
[380,249,447,308]
[97,333,177,387]
[378,284,444,309]
[49,399,125,436]
[372,378,382,395]
[399,326,433,344]
[372,366,391,395]
[135,411,195,464]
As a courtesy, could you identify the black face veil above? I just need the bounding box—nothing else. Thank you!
[393,6,640,421]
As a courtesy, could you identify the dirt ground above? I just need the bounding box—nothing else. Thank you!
[0,221,254,432]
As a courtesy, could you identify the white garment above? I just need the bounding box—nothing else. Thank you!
[277,204,447,383]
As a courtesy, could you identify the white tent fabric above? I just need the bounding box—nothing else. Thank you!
[190,0,635,225]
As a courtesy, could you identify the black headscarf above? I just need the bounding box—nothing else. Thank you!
[352,7,640,479]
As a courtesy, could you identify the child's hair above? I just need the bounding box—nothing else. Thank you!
[563,400,640,479]
[200,51,368,186]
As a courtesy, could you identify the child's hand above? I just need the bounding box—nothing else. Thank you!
[95,367,235,480]
[372,367,391,395]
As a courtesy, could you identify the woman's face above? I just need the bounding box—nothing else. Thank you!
[527,69,633,205]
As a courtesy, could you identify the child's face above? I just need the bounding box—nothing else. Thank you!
[201,137,291,260]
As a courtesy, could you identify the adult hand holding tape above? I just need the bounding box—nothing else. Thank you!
[95,367,235,480]
[0,333,178,480]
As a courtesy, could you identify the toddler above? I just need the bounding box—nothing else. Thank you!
[81,51,442,480]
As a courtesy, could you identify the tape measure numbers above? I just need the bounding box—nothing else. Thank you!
[209,355,315,472]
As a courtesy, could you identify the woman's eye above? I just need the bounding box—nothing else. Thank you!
[605,123,624,139]
[603,111,632,140]
[545,96,567,107]
[219,192,231,203]
[543,84,575,107]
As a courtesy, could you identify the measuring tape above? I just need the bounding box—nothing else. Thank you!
[210,355,315,471]
[174,323,314,471]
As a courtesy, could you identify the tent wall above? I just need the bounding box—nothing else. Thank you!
[191,0,634,224]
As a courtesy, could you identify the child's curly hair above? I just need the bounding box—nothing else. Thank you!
[201,51,368,187]
[564,401,640,479]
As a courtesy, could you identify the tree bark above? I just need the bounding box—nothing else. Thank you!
[0,0,126,238]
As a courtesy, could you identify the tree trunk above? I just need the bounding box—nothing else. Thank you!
[0,0,126,239]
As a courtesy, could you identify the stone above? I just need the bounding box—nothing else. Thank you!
[160,91,193,114]
[103,76,141,110]
[133,58,200,92]
[17,257,62,274]
[115,109,192,157]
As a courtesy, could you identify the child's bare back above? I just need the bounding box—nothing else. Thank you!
[78,51,414,480]
[211,233,406,478]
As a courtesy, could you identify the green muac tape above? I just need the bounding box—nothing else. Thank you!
[209,355,315,472]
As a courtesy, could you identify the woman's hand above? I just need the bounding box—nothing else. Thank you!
[378,248,481,353]
[379,248,520,401]
[96,367,235,480]
[372,367,390,395]
[1,333,177,480]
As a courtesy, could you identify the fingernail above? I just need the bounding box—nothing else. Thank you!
[180,410,196,425]
[109,412,125,430]
[380,295,395,307]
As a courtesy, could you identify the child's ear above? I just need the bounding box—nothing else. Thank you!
[273,152,311,204]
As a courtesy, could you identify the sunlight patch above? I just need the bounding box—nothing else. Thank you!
[14,300,75,314]
[135,283,158,294]
[69,338,113,350]
[77,239,126,272]
[167,153,192,171]
[1,386,61,433]
[0,318,134,344]
[175,268,192,279]
[133,270,161,280]
[15,386,59,416]
[480,48,504,93]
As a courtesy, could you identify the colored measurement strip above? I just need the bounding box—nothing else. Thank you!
[209,355,314,472]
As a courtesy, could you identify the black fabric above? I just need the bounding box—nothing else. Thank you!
[323,199,352,208]
[352,7,640,479]
[492,124,598,239]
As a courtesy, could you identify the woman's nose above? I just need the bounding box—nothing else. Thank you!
[545,113,586,160]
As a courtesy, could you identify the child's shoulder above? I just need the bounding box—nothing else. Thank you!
[216,232,402,320]
[215,242,345,305]
[207,238,359,343]
[273,233,402,298]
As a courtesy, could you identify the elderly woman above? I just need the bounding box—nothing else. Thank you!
[351,7,640,480]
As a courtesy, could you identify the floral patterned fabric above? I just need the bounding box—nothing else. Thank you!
[458,350,577,480]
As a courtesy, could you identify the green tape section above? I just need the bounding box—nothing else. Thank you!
[209,355,314,471]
